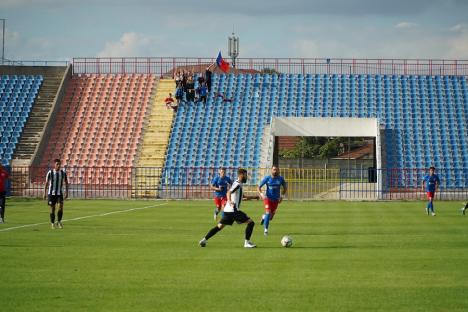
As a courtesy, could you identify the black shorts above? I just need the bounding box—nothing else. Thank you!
[48,195,64,206]
[220,211,250,225]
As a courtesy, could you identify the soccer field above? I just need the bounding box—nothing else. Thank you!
[1,199,468,312]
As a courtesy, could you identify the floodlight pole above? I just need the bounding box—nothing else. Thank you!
[0,19,5,64]
[228,32,239,68]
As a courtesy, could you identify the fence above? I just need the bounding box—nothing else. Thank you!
[1,59,70,66]
[6,166,468,201]
[72,57,468,76]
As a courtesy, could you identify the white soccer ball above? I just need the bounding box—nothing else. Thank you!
[281,235,293,248]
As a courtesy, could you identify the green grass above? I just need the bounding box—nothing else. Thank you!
[1,198,468,312]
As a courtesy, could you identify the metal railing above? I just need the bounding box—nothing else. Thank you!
[71,57,468,76]
[5,166,468,200]
[1,59,70,66]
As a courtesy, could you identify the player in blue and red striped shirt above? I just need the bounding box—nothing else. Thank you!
[257,165,287,235]
[210,168,232,221]
[422,166,440,216]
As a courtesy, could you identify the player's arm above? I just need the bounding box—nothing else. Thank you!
[257,177,267,199]
[210,178,221,191]
[64,172,69,200]
[227,189,232,204]
[435,176,440,192]
[422,179,426,192]
[43,172,50,200]
[227,182,239,206]
[280,179,288,202]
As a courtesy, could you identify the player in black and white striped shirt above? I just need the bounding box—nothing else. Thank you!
[199,168,256,248]
[43,159,69,229]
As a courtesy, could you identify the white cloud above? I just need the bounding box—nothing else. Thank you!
[395,22,418,29]
[292,39,320,58]
[450,23,467,32]
[97,32,157,57]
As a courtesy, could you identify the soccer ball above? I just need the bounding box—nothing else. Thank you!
[281,235,293,248]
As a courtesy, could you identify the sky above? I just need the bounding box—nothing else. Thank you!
[1,0,468,61]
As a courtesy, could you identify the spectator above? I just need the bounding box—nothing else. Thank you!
[170,101,179,112]
[205,64,213,92]
[181,70,188,90]
[175,71,182,86]
[197,74,205,85]
[175,85,184,105]
[165,93,175,109]
[186,76,195,102]
[198,83,208,104]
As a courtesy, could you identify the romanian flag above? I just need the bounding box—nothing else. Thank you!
[216,51,230,73]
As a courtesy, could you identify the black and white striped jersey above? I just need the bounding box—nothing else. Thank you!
[46,169,68,196]
[223,179,243,213]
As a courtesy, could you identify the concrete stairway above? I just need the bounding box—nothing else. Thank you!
[133,79,176,198]
[5,66,68,165]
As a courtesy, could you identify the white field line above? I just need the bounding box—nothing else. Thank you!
[0,202,168,233]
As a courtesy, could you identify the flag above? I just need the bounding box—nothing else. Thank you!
[216,51,230,73]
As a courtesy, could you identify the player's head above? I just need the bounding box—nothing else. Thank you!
[271,165,279,177]
[429,166,436,175]
[219,167,226,177]
[238,168,247,183]
[54,159,61,170]
[169,93,172,97]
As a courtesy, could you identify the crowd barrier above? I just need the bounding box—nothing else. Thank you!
[4,166,468,200]
[72,57,468,76]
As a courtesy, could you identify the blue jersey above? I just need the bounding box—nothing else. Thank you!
[259,175,287,201]
[424,174,440,192]
[211,176,232,198]
[200,86,208,96]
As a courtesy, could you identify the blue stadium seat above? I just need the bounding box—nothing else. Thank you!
[163,73,467,186]
[0,74,41,162]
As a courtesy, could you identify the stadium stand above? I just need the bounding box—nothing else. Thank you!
[133,79,176,197]
[164,73,468,187]
[0,74,43,165]
[0,66,68,165]
[37,74,156,171]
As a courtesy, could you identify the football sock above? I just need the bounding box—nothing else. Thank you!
[50,213,55,224]
[220,211,224,218]
[264,213,270,230]
[205,226,221,240]
[58,210,63,222]
[429,202,434,213]
[245,221,255,240]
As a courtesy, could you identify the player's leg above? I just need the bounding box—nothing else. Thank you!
[428,194,435,216]
[57,197,64,229]
[49,196,56,229]
[244,219,256,247]
[220,198,227,219]
[199,224,225,247]
[260,198,269,226]
[200,213,233,247]
[425,193,431,215]
[263,200,278,235]
[461,202,468,215]
[0,191,6,223]
[213,197,222,220]
[232,211,256,247]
